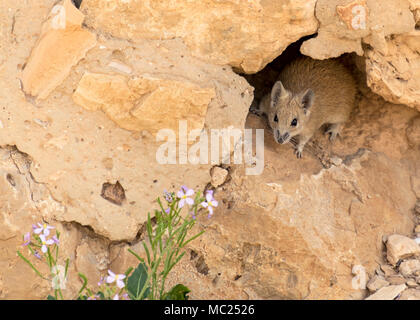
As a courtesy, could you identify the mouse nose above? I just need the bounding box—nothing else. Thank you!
[276,132,289,144]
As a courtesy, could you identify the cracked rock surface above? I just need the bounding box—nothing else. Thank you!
[0,0,419,300]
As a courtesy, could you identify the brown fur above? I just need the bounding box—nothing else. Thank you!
[259,56,356,158]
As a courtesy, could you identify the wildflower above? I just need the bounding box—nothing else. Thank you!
[87,295,98,300]
[34,222,54,236]
[164,208,170,214]
[201,191,218,217]
[163,190,173,203]
[98,276,105,286]
[39,234,54,253]
[113,294,119,300]
[22,232,31,246]
[106,270,126,289]
[177,186,194,208]
[52,235,59,245]
[121,293,130,300]
[33,250,41,259]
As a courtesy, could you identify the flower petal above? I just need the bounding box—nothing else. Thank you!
[178,198,185,208]
[201,202,208,208]
[106,276,115,283]
[186,198,194,205]
[186,189,194,197]
[206,193,213,202]
[41,245,47,253]
[116,279,125,289]
[212,200,218,207]
[177,190,185,198]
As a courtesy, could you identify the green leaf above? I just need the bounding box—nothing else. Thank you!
[163,284,190,300]
[47,295,56,300]
[127,262,150,300]
[78,273,88,295]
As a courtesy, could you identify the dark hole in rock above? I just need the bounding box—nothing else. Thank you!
[101,181,126,205]
[6,173,16,187]
[195,255,209,275]
[72,0,83,9]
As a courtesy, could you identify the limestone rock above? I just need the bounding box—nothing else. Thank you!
[73,72,215,136]
[80,0,318,73]
[407,117,420,148]
[387,275,408,285]
[21,0,96,100]
[366,275,389,292]
[406,280,418,288]
[211,167,229,188]
[398,288,420,300]
[365,284,406,300]
[399,259,420,277]
[365,33,420,112]
[386,235,420,265]
[301,0,415,59]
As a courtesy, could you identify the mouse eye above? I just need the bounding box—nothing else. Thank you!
[274,115,278,123]
[291,118,298,127]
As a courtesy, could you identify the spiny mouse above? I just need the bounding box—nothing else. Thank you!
[259,56,356,158]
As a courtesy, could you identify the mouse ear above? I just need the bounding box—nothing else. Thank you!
[271,81,289,108]
[301,89,314,114]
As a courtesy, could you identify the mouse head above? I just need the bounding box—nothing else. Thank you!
[267,81,315,144]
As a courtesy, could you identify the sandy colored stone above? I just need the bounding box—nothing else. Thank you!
[80,0,318,73]
[0,0,253,241]
[386,235,420,265]
[407,117,420,148]
[20,0,96,100]
[398,288,420,300]
[366,275,389,292]
[75,239,109,288]
[380,265,398,277]
[406,280,418,288]
[301,0,415,59]
[387,275,408,285]
[211,167,229,188]
[365,284,406,300]
[399,259,420,277]
[73,73,215,136]
[365,33,420,112]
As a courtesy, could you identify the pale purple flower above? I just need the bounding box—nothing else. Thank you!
[52,235,59,245]
[201,191,218,217]
[113,294,119,300]
[177,187,194,208]
[122,293,130,300]
[34,250,41,259]
[164,208,170,214]
[163,190,173,203]
[39,234,54,253]
[22,232,31,246]
[106,270,126,289]
[34,222,54,236]
[98,276,105,286]
[87,295,98,300]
